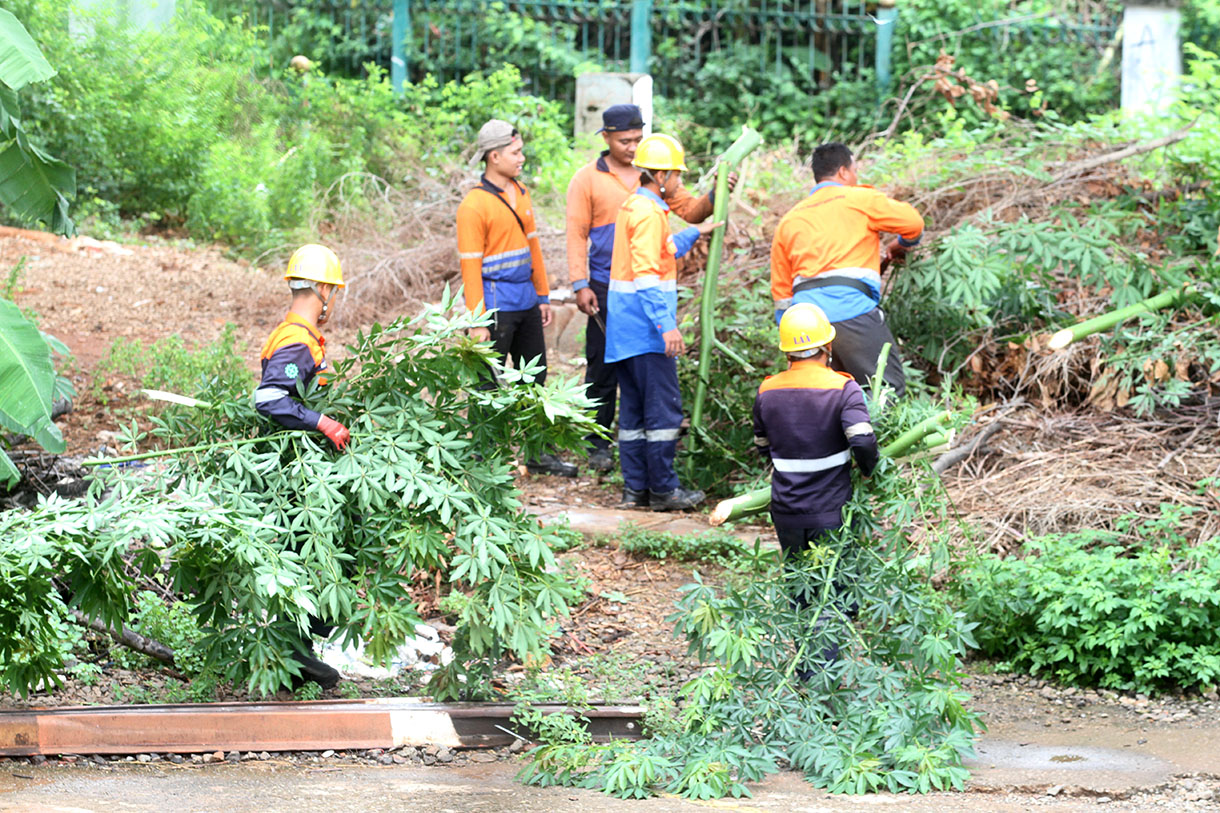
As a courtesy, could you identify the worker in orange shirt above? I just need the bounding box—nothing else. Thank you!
[567,104,735,473]
[457,119,576,477]
[770,142,924,396]
[606,134,722,511]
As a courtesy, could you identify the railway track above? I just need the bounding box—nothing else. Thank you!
[0,699,644,757]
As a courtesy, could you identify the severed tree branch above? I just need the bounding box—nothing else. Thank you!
[71,610,177,666]
[1048,121,1197,182]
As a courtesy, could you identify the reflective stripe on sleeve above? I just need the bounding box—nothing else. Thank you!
[526,231,539,239]
[254,386,290,404]
[459,251,484,260]
[774,297,793,310]
[770,450,851,473]
[844,422,874,439]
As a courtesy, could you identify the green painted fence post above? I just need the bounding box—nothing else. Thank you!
[875,0,898,101]
[630,0,652,73]
[392,0,409,94]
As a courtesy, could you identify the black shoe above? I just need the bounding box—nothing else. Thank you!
[588,448,614,472]
[648,487,706,512]
[620,487,650,508]
[290,650,340,690]
[526,453,578,477]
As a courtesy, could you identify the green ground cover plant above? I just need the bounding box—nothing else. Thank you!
[515,397,981,798]
[0,292,598,698]
[956,498,1220,694]
[615,522,763,569]
[93,323,252,404]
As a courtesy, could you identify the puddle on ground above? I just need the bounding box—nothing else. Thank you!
[1050,754,1085,763]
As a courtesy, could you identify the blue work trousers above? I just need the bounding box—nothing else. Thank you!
[615,352,682,493]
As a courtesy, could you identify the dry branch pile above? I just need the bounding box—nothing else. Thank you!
[941,402,1220,554]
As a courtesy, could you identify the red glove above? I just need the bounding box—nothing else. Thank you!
[316,415,350,450]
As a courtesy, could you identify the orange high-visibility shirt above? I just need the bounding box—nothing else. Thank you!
[770,182,923,322]
[456,177,549,314]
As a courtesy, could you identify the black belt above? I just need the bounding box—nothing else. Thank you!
[792,275,879,302]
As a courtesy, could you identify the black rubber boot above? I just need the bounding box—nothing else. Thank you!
[588,448,614,473]
[620,487,650,508]
[290,649,340,690]
[648,487,706,512]
[526,453,579,477]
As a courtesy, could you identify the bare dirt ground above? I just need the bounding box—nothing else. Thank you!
[4,232,1220,808]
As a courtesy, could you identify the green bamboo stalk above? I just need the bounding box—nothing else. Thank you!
[709,411,953,526]
[687,125,764,465]
[879,410,952,458]
[1048,283,1196,350]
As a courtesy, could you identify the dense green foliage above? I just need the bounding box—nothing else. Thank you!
[957,500,1220,694]
[12,1,575,252]
[0,294,598,697]
[517,398,981,798]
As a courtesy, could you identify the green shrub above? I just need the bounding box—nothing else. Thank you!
[111,590,211,678]
[957,501,1220,694]
[95,322,252,401]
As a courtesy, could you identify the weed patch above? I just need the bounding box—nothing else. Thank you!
[957,498,1220,695]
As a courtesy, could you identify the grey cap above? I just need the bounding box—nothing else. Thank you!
[470,119,519,166]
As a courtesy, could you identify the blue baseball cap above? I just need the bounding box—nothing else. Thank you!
[598,104,646,133]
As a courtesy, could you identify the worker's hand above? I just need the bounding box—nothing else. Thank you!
[575,287,599,316]
[316,415,350,451]
[726,171,740,193]
[539,303,553,328]
[469,326,491,343]
[882,238,911,266]
[661,328,686,358]
[696,220,725,237]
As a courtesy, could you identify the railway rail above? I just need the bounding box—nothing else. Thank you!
[0,699,644,757]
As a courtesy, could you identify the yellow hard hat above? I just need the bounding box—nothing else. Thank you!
[285,244,344,287]
[779,303,835,353]
[633,134,688,172]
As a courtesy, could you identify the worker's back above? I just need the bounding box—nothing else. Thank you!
[752,359,878,529]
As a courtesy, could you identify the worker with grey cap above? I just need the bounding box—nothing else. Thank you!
[456,119,577,477]
[565,104,736,474]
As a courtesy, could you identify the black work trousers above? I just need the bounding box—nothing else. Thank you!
[487,305,548,386]
[828,307,906,398]
[582,280,615,450]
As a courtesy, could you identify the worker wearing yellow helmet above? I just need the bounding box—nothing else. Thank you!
[252,244,351,690]
[605,133,722,512]
[255,244,350,452]
[752,303,879,676]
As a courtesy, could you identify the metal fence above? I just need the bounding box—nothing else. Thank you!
[204,1,1118,99]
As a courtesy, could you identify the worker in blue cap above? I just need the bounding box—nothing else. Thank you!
[565,104,736,480]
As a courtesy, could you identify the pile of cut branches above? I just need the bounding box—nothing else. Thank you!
[1,292,599,698]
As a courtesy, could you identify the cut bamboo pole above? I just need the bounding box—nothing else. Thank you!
[1048,283,1196,350]
[687,126,764,466]
[708,411,953,526]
